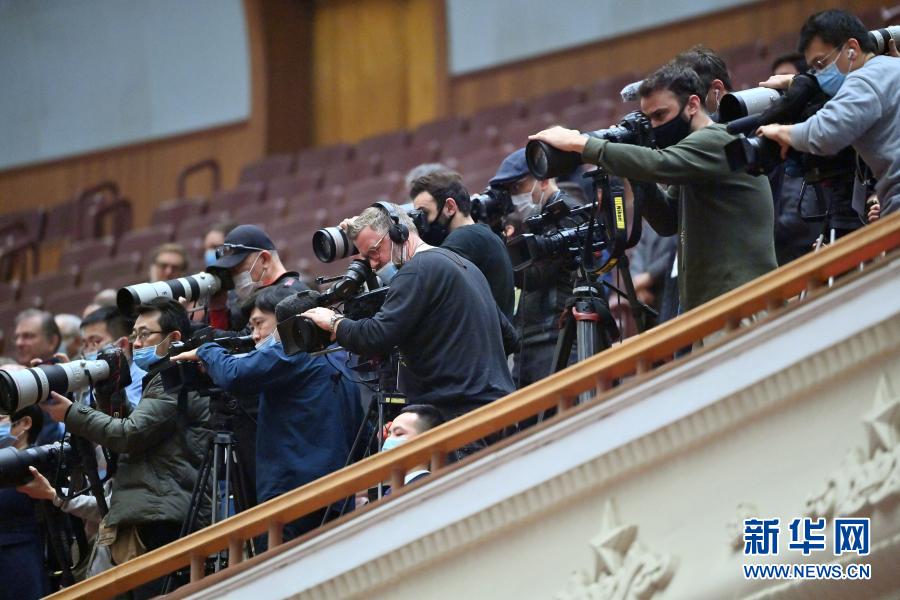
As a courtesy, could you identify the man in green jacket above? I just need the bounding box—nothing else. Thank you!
[42,298,211,596]
[530,64,777,313]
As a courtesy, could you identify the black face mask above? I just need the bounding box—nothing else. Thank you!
[652,105,693,149]
[420,205,451,246]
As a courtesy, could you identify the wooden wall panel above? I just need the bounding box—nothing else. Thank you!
[449,0,887,115]
[0,0,268,231]
[311,0,445,145]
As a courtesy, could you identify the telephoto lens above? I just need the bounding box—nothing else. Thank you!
[313,227,358,263]
[118,271,225,315]
[718,87,783,122]
[0,442,72,487]
[0,355,123,415]
[869,25,900,54]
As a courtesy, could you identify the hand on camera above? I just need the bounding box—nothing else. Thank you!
[301,307,336,332]
[756,124,793,159]
[339,218,355,232]
[758,74,794,90]
[41,392,72,423]
[29,353,69,367]
[529,126,589,153]
[170,348,201,363]
[889,38,899,58]
[16,467,57,502]
[867,195,881,223]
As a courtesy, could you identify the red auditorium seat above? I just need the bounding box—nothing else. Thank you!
[591,72,643,103]
[342,174,402,209]
[321,153,382,188]
[208,182,266,217]
[81,254,142,290]
[355,130,411,159]
[378,140,442,174]
[439,128,501,165]
[528,87,587,117]
[151,197,207,228]
[468,100,529,133]
[58,237,116,270]
[117,225,176,259]
[231,197,288,229]
[718,40,767,68]
[19,271,79,308]
[768,32,799,58]
[266,172,323,201]
[731,59,773,90]
[45,285,101,317]
[177,214,222,247]
[500,117,555,149]
[268,214,317,249]
[0,281,19,305]
[562,100,620,129]
[454,145,514,176]
[462,167,498,194]
[239,154,296,183]
[411,115,468,146]
[0,301,20,342]
[296,143,354,172]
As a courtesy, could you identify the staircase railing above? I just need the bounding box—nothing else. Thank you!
[47,213,900,599]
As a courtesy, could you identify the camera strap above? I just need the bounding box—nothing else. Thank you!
[587,175,628,275]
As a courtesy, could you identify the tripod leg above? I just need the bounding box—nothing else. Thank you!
[551,310,577,374]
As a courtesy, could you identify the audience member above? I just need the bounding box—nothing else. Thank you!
[80,306,145,409]
[381,404,446,486]
[54,313,83,359]
[202,221,237,268]
[82,289,117,318]
[147,243,188,283]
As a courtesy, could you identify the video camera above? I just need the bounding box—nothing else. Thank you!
[506,198,599,271]
[0,348,130,415]
[276,258,388,355]
[525,111,654,180]
[117,270,233,315]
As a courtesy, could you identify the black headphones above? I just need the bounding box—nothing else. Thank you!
[371,201,409,245]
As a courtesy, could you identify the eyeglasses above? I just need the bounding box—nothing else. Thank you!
[129,330,163,344]
[365,232,388,260]
[214,243,265,260]
[809,44,843,74]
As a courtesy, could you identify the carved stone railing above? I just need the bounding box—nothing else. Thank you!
[46,213,900,599]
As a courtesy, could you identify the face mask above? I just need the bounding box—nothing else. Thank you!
[420,209,451,246]
[652,106,693,149]
[255,332,276,350]
[510,192,538,220]
[234,253,266,300]
[377,262,398,284]
[204,248,218,267]
[132,334,171,371]
[815,47,850,97]
[0,422,19,449]
[381,436,406,452]
[84,342,116,362]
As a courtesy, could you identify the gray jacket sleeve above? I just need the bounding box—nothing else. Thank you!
[65,375,178,455]
[790,76,882,156]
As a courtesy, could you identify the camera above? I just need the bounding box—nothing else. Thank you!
[0,442,73,487]
[506,200,605,271]
[276,259,387,355]
[0,348,130,415]
[525,111,654,180]
[722,73,844,177]
[159,330,256,393]
[312,226,358,264]
[469,187,513,228]
[118,270,232,315]
[869,25,900,55]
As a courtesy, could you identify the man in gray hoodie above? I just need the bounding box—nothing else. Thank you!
[758,10,900,216]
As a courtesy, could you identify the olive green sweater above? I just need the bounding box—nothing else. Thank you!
[582,124,777,312]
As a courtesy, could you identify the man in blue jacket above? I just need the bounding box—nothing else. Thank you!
[172,285,362,540]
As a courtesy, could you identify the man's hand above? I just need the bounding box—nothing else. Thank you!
[867,195,881,223]
[759,74,795,90]
[756,124,794,159]
[889,38,899,58]
[40,392,72,423]
[339,218,355,232]
[529,126,589,153]
[169,348,201,363]
[301,307,337,332]
[29,353,69,367]
[16,467,57,502]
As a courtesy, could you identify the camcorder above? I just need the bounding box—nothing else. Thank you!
[117,270,233,315]
[525,111,654,180]
[0,442,72,487]
[276,258,388,355]
[0,348,130,415]
[159,329,256,394]
[506,198,600,271]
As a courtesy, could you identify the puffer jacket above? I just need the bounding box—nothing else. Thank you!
[65,372,212,528]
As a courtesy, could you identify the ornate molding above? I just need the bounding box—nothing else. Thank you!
[806,373,900,520]
[555,500,675,600]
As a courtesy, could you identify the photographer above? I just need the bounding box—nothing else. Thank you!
[80,306,145,409]
[171,285,362,540]
[410,170,515,320]
[39,298,211,598]
[0,405,49,599]
[758,9,900,216]
[489,149,584,387]
[301,203,516,422]
[530,64,777,313]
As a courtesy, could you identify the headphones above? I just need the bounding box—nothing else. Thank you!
[371,201,409,245]
[848,48,857,60]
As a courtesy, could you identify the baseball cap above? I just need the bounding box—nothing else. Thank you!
[209,225,275,270]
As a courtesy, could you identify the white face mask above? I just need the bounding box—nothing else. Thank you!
[234,253,266,300]
[255,332,276,350]
[510,192,538,220]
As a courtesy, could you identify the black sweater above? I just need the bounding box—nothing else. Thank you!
[337,248,516,407]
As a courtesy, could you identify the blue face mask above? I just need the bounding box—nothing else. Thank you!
[255,333,277,350]
[132,335,170,371]
[0,422,19,449]
[381,436,406,452]
[815,60,846,97]
[204,248,218,267]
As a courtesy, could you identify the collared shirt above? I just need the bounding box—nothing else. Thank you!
[126,360,146,409]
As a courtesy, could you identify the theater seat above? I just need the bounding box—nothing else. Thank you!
[529,87,587,117]
[45,285,101,317]
[117,225,176,258]
[231,198,288,230]
[468,100,529,133]
[208,182,266,216]
[58,238,116,275]
[355,130,411,160]
[0,281,20,305]
[411,115,468,147]
[266,173,323,202]
[0,301,21,345]
[20,271,80,309]
[151,197,207,228]
[81,254,142,290]
[239,154,296,183]
[296,143,354,173]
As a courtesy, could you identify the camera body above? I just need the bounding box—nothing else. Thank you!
[506,199,604,272]
[159,331,256,394]
[526,111,654,180]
